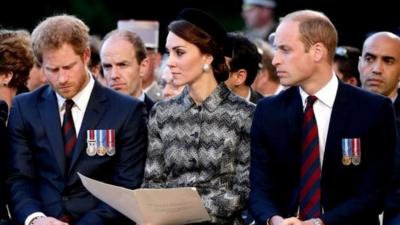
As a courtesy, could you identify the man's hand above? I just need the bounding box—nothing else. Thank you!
[31,217,68,225]
[269,215,284,225]
[279,217,323,225]
[280,217,303,225]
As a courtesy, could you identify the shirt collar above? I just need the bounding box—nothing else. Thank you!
[391,93,398,103]
[138,91,145,102]
[299,73,338,109]
[56,72,95,111]
[180,83,231,112]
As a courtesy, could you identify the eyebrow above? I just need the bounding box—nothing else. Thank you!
[364,52,396,61]
[363,52,377,58]
[45,61,77,70]
[166,45,185,51]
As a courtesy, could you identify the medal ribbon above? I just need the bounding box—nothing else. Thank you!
[352,138,360,157]
[342,139,351,158]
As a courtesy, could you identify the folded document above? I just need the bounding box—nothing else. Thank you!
[78,173,210,225]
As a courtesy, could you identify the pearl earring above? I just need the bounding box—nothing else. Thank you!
[202,64,210,72]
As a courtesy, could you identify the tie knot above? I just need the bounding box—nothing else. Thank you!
[306,95,318,106]
[65,99,75,111]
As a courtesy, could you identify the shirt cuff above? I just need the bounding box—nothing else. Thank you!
[25,212,46,225]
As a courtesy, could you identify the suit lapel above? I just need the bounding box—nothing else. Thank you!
[286,87,304,212]
[68,82,108,174]
[323,82,350,169]
[38,87,65,176]
[287,87,303,140]
[393,89,400,127]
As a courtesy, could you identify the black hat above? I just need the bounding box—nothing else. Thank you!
[177,8,227,48]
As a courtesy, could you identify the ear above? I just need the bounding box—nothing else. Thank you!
[203,54,214,66]
[139,57,149,78]
[357,56,363,71]
[347,77,359,86]
[82,47,91,66]
[311,42,325,62]
[234,69,248,86]
[0,71,13,85]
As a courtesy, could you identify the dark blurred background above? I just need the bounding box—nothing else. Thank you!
[1,0,399,52]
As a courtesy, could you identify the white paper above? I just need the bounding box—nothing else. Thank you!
[78,173,210,225]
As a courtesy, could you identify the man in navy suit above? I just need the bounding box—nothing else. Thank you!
[7,15,147,225]
[249,10,396,225]
[357,32,400,225]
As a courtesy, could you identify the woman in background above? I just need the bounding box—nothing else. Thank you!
[0,29,33,108]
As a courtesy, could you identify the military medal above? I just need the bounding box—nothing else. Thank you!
[86,130,97,156]
[106,129,116,156]
[351,138,361,165]
[341,139,351,166]
[96,129,107,156]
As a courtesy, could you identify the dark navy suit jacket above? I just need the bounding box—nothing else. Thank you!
[250,82,396,225]
[0,100,9,221]
[383,89,400,225]
[7,81,148,225]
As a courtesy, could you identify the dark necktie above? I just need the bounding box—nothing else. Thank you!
[62,99,77,158]
[299,95,321,220]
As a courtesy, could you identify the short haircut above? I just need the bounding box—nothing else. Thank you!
[282,10,338,62]
[227,33,261,86]
[101,29,147,64]
[31,14,90,64]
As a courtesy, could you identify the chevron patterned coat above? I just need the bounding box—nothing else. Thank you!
[142,83,255,224]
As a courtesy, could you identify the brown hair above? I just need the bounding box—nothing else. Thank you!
[31,14,90,64]
[0,29,34,88]
[253,38,278,82]
[101,29,147,64]
[282,10,338,63]
[168,20,229,83]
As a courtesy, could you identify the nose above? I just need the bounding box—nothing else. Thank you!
[57,69,68,84]
[272,53,280,67]
[166,54,175,69]
[371,60,383,75]
[110,67,119,79]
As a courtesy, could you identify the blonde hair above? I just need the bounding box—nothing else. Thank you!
[31,14,90,64]
[282,10,338,62]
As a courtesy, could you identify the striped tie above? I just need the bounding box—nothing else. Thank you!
[299,95,321,220]
[62,99,77,158]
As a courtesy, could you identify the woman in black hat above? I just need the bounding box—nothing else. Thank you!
[142,8,255,225]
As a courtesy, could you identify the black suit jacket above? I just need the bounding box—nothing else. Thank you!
[250,82,396,225]
[249,89,264,105]
[383,89,400,225]
[0,100,9,221]
[7,81,148,225]
[144,93,155,115]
